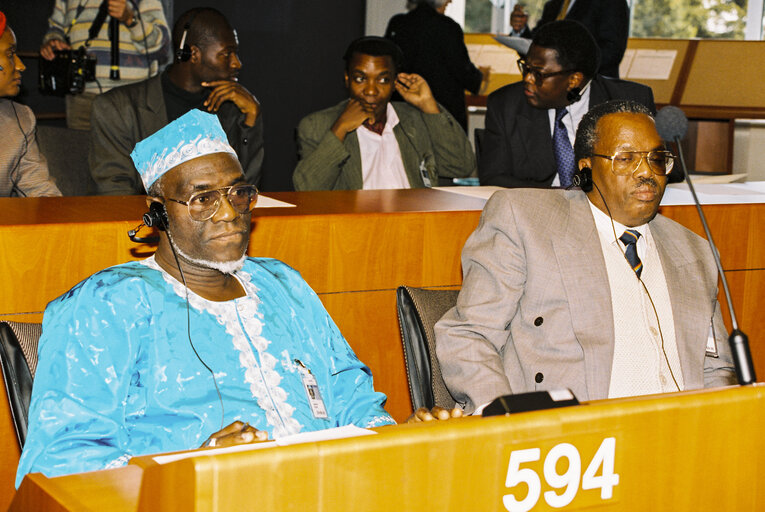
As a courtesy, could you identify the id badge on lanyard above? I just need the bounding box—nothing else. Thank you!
[294,359,328,419]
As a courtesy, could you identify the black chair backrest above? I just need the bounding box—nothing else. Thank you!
[396,286,459,411]
[36,125,96,196]
[0,321,41,448]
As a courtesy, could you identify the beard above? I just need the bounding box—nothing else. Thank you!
[170,237,247,274]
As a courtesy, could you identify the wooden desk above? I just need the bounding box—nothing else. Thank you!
[11,386,765,511]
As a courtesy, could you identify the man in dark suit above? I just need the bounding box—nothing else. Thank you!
[509,4,532,39]
[385,0,486,131]
[536,0,629,78]
[89,7,264,194]
[479,20,654,188]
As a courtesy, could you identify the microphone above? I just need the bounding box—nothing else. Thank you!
[655,106,756,385]
[127,223,159,244]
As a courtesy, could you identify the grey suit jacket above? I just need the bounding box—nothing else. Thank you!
[0,100,61,197]
[435,189,736,412]
[479,75,655,188]
[293,100,476,191]
[89,74,264,195]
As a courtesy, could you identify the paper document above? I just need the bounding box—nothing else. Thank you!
[661,181,765,205]
[467,43,519,74]
[151,424,376,465]
[624,49,677,80]
[255,194,296,208]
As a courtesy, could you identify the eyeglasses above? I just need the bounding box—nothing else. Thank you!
[517,59,574,83]
[590,150,675,176]
[166,184,258,221]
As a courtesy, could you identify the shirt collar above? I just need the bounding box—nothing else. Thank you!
[587,197,649,244]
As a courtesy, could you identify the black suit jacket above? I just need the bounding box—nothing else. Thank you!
[478,75,655,188]
[385,5,482,131]
[537,0,629,78]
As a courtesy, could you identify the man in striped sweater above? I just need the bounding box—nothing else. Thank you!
[40,0,170,130]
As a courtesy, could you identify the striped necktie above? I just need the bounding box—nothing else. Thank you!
[619,229,643,278]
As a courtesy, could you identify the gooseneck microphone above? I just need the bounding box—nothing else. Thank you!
[655,106,756,385]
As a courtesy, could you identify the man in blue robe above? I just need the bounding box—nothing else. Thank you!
[16,110,407,486]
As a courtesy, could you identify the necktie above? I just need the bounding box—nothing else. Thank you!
[553,108,575,187]
[556,0,572,20]
[619,229,643,278]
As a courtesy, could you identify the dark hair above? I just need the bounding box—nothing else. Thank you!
[574,100,653,163]
[531,20,600,79]
[343,36,403,73]
[172,8,233,53]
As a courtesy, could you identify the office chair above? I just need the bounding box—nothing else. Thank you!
[396,286,459,411]
[0,321,41,448]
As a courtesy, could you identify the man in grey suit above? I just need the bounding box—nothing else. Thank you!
[435,100,736,414]
[293,37,475,191]
[89,8,263,195]
[479,20,655,188]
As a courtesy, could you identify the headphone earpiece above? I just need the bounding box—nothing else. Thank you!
[566,87,583,103]
[176,21,192,62]
[572,167,593,192]
[175,11,199,62]
[144,202,169,231]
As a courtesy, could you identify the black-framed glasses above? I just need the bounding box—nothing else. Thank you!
[166,184,258,221]
[590,150,675,176]
[517,58,574,83]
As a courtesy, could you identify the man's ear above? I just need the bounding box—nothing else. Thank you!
[189,45,201,64]
[146,196,163,209]
[568,71,585,91]
[343,71,349,90]
[578,157,592,171]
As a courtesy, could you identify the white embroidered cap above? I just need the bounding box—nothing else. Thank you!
[130,109,238,190]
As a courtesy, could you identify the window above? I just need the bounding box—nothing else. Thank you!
[461,0,764,40]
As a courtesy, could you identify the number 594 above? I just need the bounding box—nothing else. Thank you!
[503,437,619,512]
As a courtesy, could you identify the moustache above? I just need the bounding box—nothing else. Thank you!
[634,177,658,190]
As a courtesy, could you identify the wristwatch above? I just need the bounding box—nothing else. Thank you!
[125,12,138,28]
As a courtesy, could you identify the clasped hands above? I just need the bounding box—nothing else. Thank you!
[201,80,260,127]
[201,420,269,448]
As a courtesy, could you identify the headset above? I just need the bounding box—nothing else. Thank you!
[175,11,200,62]
[127,202,166,243]
[144,201,169,231]
[566,78,592,104]
[571,166,593,192]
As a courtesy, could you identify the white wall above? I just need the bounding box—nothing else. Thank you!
[365,0,406,36]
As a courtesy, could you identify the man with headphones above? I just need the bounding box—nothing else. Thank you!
[0,11,61,197]
[89,7,264,195]
[435,99,735,414]
[17,109,402,484]
[293,36,475,191]
[478,20,655,189]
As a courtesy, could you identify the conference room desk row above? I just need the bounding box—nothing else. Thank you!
[0,188,763,420]
[11,386,765,511]
[0,188,762,420]
[1,187,763,510]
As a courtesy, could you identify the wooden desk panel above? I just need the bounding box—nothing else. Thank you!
[11,386,765,511]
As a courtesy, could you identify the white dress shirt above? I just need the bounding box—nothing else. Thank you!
[356,103,411,190]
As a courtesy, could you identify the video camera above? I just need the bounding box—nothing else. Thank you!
[38,47,97,96]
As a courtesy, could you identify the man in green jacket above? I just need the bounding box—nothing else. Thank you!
[293,36,475,191]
